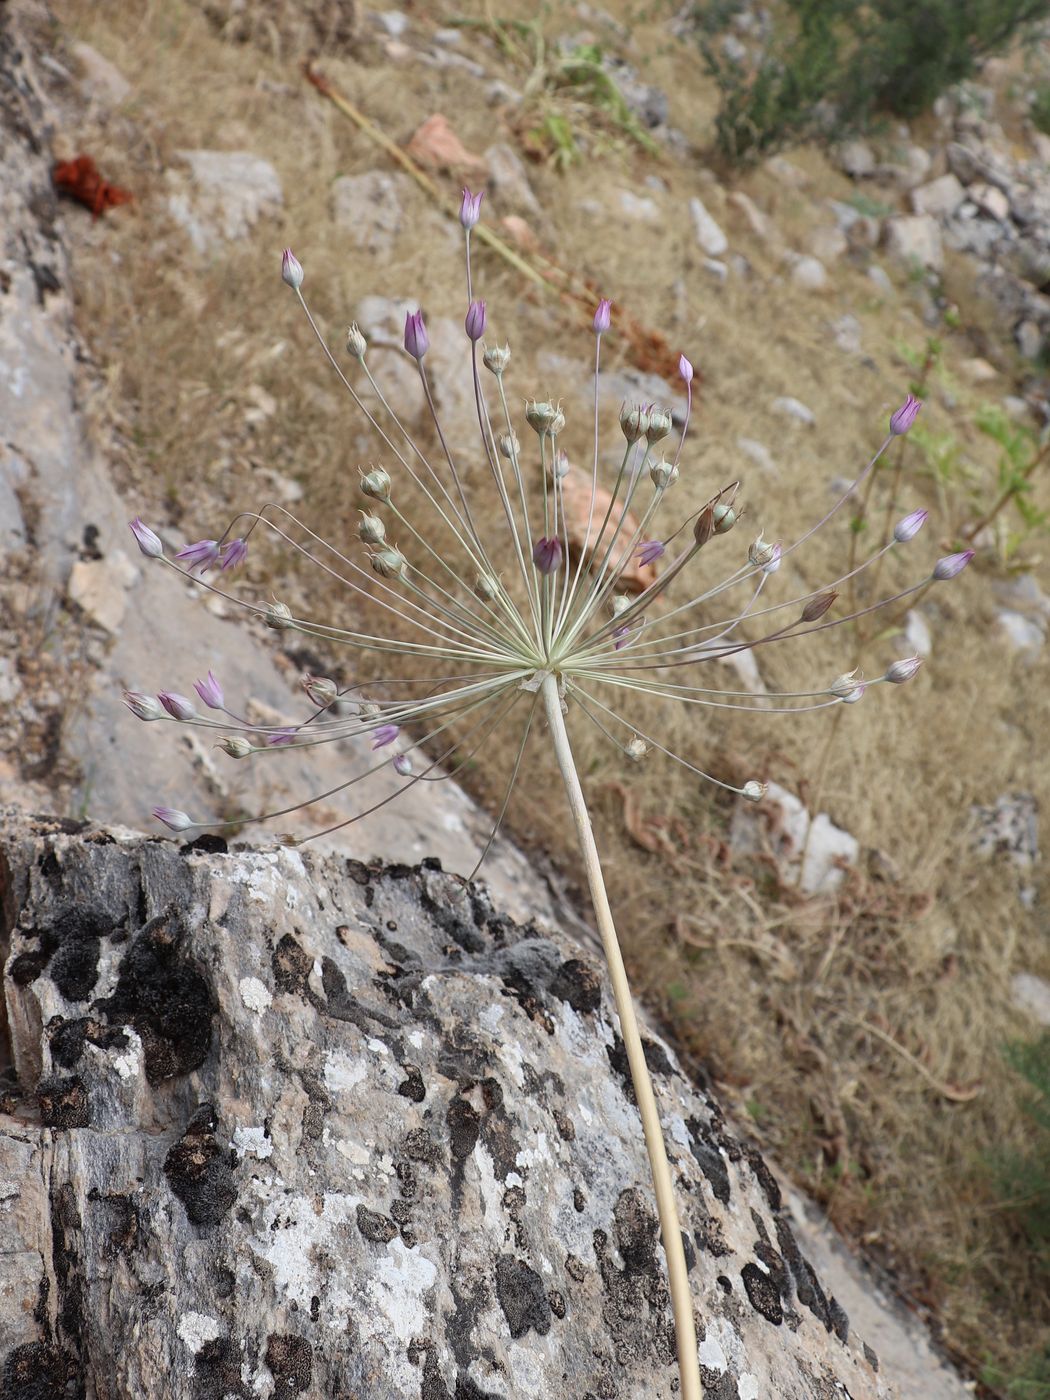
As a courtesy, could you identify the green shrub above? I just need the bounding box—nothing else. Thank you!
[1031,81,1050,135]
[697,0,1050,164]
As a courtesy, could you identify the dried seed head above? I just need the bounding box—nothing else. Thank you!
[612,594,632,617]
[650,459,679,490]
[498,432,520,459]
[713,503,736,535]
[371,547,407,580]
[360,467,392,502]
[830,669,864,700]
[741,780,766,803]
[748,534,778,569]
[474,573,499,602]
[620,403,650,443]
[217,736,253,758]
[625,737,648,762]
[302,674,338,708]
[551,450,571,480]
[694,505,715,548]
[266,600,294,630]
[483,344,511,375]
[346,323,367,359]
[358,513,386,544]
[885,656,923,684]
[646,407,673,444]
[525,400,563,436]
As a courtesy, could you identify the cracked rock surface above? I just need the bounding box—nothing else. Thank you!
[0,814,893,1399]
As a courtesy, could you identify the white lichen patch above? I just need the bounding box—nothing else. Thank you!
[366,1037,389,1056]
[335,1138,371,1167]
[323,1049,368,1095]
[507,1341,545,1397]
[668,1114,692,1150]
[479,1004,504,1034]
[738,1374,760,1400]
[239,976,273,1015]
[111,1026,143,1080]
[232,1126,273,1160]
[698,1329,727,1372]
[365,1238,438,1344]
[177,1312,224,1350]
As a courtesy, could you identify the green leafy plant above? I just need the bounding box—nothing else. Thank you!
[1032,81,1050,134]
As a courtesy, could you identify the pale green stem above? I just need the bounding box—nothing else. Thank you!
[540,673,701,1400]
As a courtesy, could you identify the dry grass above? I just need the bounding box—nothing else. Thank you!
[52,0,1050,1387]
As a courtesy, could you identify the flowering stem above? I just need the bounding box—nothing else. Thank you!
[540,673,701,1400]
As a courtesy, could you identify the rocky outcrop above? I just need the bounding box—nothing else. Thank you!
[0,813,893,1399]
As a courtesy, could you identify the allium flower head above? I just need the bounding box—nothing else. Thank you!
[403,309,429,361]
[593,298,611,335]
[890,393,922,436]
[129,518,163,558]
[465,299,487,343]
[193,671,225,710]
[459,187,483,231]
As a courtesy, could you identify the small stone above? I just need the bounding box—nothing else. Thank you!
[689,195,728,256]
[892,144,933,189]
[969,181,1010,221]
[807,226,847,264]
[830,314,862,354]
[867,264,895,296]
[617,189,660,222]
[330,171,407,255]
[884,215,943,272]
[499,215,538,252]
[1016,319,1044,360]
[72,41,131,106]
[727,190,771,241]
[997,610,1044,652]
[959,357,999,384]
[168,150,283,253]
[765,155,810,188]
[909,174,966,219]
[405,115,487,178]
[1011,972,1050,1027]
[371,10,409,36]
[946,142,980,184]
[837,139,876,178]
[736,437,776,473]
[702,258,728,283]
[790,255,827,291]
[771,396,815,426]
[483,143,540,216]
[67,551,138,635]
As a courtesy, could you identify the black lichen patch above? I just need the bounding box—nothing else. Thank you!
[494,1257,552,1339]
[182,834,228,856]
[164,1104,237,1229]
[193,1338,247,1400]
[264,1334,312,1398]
[547,958,602,1014]
[615,1187,659,1275]
[7,950,48,986]
[699,1369,740,1400]
[863,1341,879,1371]
[95,911,213,1084]
[447,1095,481,1164]
[398,1065,426,1102]
[36,1075,89,1128]
[741,1262,783,1325]
[606,1034,674,1101]
[87,1189,140,1256]
[49,1016,129,1070]
[0,1342,77,1400]
[356,1204,398,1244]
[593,1191,674,1372]
[744,1144,782,1213]
[272,933,312,996]
[686,1118,731,1206]
[774,1215,848,1339]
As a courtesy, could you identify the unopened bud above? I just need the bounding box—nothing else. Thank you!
[360,467,392,502]
[158,690,197,721]
[889,393,922,436]
[465,299,487,342]
[371,547,407,580]
[646,408,672,444]
[129,517,163,559]
[841,684,866,705]
[801,591,837,622]
[893,508,928,543]
[551,450,570,480]
[932,550,974,581]
[403,310,429,360]
[625,737,647,762]
[303,675,338,708]
[679,353,694,384]
[281,249,303,289]
[483,344,511,375]
[346,323,367,359]
[217,736,253,758]
[152,806,194,832]
[266,600,294,629]
[459,187,483,230]
[741,780,766,803]
[123,691,164,721]
[393,753,413,776]
[532,537,563,575]
[650,459,679,490]
[593,298,611,335]
[358,513,386,544]
[885,656,922,684]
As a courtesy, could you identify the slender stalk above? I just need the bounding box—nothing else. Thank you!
[540,673,701,1400]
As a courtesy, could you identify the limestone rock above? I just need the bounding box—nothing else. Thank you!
[689,195,728,257]
[730,783,859,894]
[0,815,894,1399]
[71,40,130,106]
[836,140,876,178]
[483,143,541,217]
[789,254,828,291]
[884,215,944,272]
[167,150,283,253]
[66,549,139,635]
[330,171,411,254]
[909,174,965,219]
[405,115,487,180]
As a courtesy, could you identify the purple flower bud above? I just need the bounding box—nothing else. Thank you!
[221,537,248,570]
[532,537,563,575]
[281,248,304,290]
[801,591,838,623]
[174,538,221,572]
[885,656,922,684]
[613,625,632,650]
[152,806,194,832]
[890,393,922,436]
[267,729,297,746]
[679,353,694,384]
[465,299,487,342]
[404,310,429,360]
[123,690,164,720]
[158,690,198,721]
[893,509,928,543]
[193,670,224,709]
[459,187,483,230]
[636,540,665,568]
[933,550,974,581]
[371,723,401,749]
[593,298,611,335]
[393,753,413,776]
[129,517,163,559]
